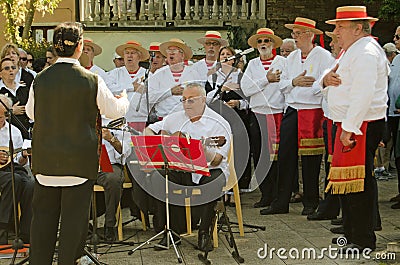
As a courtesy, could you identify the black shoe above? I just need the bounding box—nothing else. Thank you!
[260,207,288,215]
[391,202,400,209]
[198,230,213,252]
[330,226,345,234]
[307,212,337,221]
[374,226,382,231]
[154,233,181,250]
[104,226,117,242]
[253,200,270,208]
[331,217,343,226]
[301,207,316,216]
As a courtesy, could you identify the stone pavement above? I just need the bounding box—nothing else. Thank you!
[1,175,400,265]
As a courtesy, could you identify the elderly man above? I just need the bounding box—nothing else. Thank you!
[192,31,228,86]
[112,52,125,68]
[241,28,286,209]
[107,40,150,132]
[146,82,231,251]
[280,38,296,58]
[148,42,166,74]
[18,48,37,77]
[261,17,334,216]
[0,94,33,244]
[322,6,388,251]
[82,38,108,82]
[148,38,201,119]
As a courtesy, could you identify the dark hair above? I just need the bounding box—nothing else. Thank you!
[32,57,47,73]
[0,57,13,69]
[217,46,236,62]
[53,22,83,57]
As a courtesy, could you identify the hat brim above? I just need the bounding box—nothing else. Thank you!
[197,37,229,47]
[248,34,283,48]
[159,41,193,60]
[116,44,150,61]
[85,43,102,56]
[284,24,323,35]
[325,17,378,25]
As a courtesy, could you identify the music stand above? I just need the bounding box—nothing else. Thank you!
[127,135,209,262]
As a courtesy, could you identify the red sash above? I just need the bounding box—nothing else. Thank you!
[128,122,146,132]
[266,113,283,161]
[297,108,324,155]
[325,122,367,194]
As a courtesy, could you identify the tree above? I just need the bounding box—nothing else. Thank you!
[364,0,400,20]
[0,0,61,43]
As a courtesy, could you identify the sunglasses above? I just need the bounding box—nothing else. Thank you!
[394,34,400,41]
[20,57,27,61]
[257,39,272,44]
[1,65,17,71]
[341,139,357,153]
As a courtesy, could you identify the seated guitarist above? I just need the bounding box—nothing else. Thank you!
[145,82,232,251]
[0,94,33,244]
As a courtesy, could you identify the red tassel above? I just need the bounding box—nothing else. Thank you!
[319,35,325,48]
[272,48,276,56]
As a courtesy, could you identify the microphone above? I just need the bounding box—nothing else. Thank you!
[221,48,254,63]
[107,117,126,129]
[150,51,156,58]
[102,125,140,135]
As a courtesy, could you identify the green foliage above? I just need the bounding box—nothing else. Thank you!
[364,0,400,20]
[17,38,51,59]
[227,25,259,61]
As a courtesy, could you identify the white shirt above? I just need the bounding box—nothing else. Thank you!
[0,121,24,163]
[388,54,400,117]
[148,106,232,184]
[324,36,388,134]
[26,57,130,186]
[0,80,26,98]
[106,66,148,122]
[148,65,201,118]
[241,56,287,114]
[102,118,132,165]
[191,59,217,82]
[89,64,108,83]
[283,46,334,110]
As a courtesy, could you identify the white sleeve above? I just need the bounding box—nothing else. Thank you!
[26,84,35,121]
[97,76,129,119]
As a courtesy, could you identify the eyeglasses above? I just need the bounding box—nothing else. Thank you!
[20,57,27,61]
[257,39,272,44]
[180,96,203,104]
[291,31,309,38]
[394,34,400,40]
[166,49,183,54]
[341,139,357,153]
[1,65,17,71]
[205,42,220,47]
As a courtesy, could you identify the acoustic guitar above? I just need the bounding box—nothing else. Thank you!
[0,146,31,169]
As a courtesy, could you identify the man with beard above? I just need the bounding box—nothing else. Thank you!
[261,17,334,216]
[241,28,287,209]
[192,31,228,90]
[148,38,200,120]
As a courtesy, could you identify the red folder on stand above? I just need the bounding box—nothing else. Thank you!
[99,144,113,172]
[131,135,210,176]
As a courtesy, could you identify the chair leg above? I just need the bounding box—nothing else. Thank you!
[213,219,218,248]
[185,197,192,235]
[232,183,244,236]
[140,210,147,231]
[116,203,123,241]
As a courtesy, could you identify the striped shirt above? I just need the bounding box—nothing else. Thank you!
[171,70,183,83]
[261,56,275,71]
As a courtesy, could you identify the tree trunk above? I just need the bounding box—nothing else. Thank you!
[5,3,16,43]
[22,0,36,40]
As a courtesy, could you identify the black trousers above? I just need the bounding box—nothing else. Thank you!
[272,107,322,211]
[317,120,340,217]
[0,165,33,242]
[341,119,384,249]
[29,179,94,265]
[249,112,275,202]
[387,116,400,193]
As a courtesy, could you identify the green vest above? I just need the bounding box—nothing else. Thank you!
[31,62,100,180]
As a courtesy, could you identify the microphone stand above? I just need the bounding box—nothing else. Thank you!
[0,100,29,265]
[210,58,240,104]
[136,53,153,113]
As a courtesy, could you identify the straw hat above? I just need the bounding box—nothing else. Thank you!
[115,40,150,61]
[285,17,323,35]
[325,31,337,41]
[159,38,193,60]
[83,38,102,56]
[149,42,161,52]
[326,6,378,25]
[197,31,229,47]
[248,28,283,48]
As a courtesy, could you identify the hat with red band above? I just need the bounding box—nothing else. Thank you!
[285,17,323,35]
[326,6,378,24]
[197,31,229,46]
[248,28,283,48]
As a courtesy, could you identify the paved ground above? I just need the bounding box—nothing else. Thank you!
[2,172,400,264]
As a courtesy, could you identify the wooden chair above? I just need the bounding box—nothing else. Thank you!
[93,166,146,241]
[184,137,244,247]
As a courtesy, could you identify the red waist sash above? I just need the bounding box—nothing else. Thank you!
[297,108,324,155]
[266,113,283,161]
[325,122,367,194]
